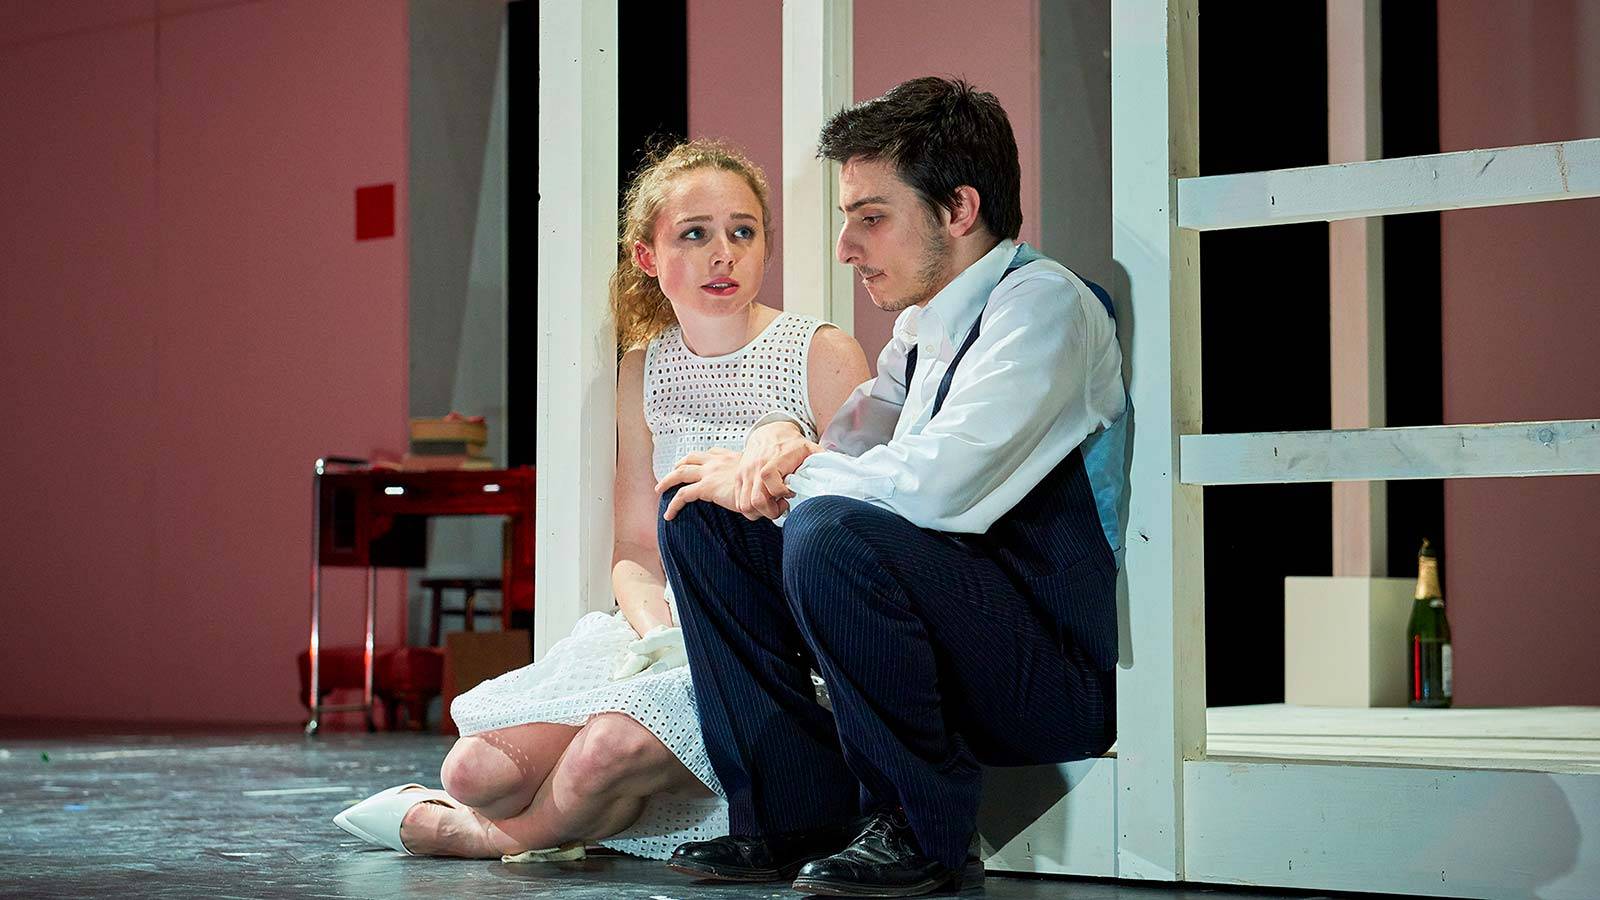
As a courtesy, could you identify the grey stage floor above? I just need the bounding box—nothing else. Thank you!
[0,728,1409,899]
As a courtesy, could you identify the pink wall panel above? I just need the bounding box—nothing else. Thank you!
[158,0,252,15]
[0,21,164,718]
[0,0,409,724]
[0,1,152,48]
[851,0,1042,366]
[149,0,410,723]
[686,0,785,312]
[1438,0,1600,706]
[686,0,1042,370]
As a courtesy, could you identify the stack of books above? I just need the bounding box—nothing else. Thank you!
[395,414,494,470]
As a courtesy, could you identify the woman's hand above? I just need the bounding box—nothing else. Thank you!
[735,420,822,520]
[610,624,688,679]
[656,448,744,520]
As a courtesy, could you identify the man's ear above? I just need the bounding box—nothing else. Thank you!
[945,185,984,237]
[633,240,658,277]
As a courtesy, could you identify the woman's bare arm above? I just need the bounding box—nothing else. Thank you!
[733,325,872,519]
[612,348,674,636]
[806,324,872,437]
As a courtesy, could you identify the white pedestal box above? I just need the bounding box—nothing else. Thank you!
[1283,576,1414,707]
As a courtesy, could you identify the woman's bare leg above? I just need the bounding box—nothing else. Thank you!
[479,712,712,853]
[441,723,580,818]
[397,713,713,858]
[396,721,578,857]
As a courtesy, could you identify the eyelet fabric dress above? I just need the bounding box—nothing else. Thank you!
[449,310,827,859]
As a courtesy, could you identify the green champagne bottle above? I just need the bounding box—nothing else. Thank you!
[1407,539,1453,708]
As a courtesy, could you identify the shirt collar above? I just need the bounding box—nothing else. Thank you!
[920,239,1019,348]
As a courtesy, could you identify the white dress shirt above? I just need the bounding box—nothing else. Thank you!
[774,239,1124,534]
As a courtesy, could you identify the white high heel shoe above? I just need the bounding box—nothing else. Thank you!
[334,783,456,854]
[334,783,589,862]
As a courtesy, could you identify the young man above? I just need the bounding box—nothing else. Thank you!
[655,76,1124,897]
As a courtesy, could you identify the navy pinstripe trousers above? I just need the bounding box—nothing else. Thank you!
[659,490,1115,871]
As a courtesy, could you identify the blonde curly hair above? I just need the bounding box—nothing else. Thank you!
[610,140,774,352]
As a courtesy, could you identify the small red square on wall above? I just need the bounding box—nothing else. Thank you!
[355,183,396,240]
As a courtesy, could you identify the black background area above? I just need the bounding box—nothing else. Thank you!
[1198,1,1441,706]
[507,1,689,468]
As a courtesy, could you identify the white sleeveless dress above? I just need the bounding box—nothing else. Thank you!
[449,310,827,860]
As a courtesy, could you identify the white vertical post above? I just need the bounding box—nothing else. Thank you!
[1328,0,1387,577]
[782,0,854,333]
[536,0,618,658]
[1112,0,1203,880]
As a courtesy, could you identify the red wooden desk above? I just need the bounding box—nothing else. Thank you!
[306,458,535,734]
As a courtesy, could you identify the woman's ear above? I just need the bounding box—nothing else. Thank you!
[633,240,658,277]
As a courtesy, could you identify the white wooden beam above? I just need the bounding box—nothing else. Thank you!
[1327,0,1386,576]
[781,0,854,333]
[1207,703,1600,774]
[1177,136,1600,231]
[1111,0,1204,881]
[1184,759,1600,899]
[535,0,617,658]
[1180,419,1600,485]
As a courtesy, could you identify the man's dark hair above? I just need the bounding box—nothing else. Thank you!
[817,76,1022,240]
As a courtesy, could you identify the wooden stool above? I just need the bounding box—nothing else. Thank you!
[421,577,502,646]
[296,646,369,715]
[376,646,445,731]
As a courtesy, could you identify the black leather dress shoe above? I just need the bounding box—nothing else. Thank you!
[790,809,982,897]
[667,823,854,883]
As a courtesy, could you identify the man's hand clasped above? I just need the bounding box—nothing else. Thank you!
[655,420,822,521]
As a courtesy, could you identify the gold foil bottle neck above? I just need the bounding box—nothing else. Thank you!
[1415,539,1443,600]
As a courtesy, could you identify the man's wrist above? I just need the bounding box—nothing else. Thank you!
[757,420,804,439]
[746,410,810,444]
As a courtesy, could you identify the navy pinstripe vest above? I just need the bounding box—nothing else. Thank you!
[906,246,1119,670]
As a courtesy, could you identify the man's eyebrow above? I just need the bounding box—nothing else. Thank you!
[840,196,890,214]
[675,212,761,224]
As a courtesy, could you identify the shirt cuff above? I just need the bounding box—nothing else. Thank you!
[787,459,897,509]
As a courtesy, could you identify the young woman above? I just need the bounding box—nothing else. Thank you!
[334,140,871,860]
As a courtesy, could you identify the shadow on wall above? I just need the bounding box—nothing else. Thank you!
[1535,774,1592,897]
[1036,2,1138,670]
[976,763,1070,853]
